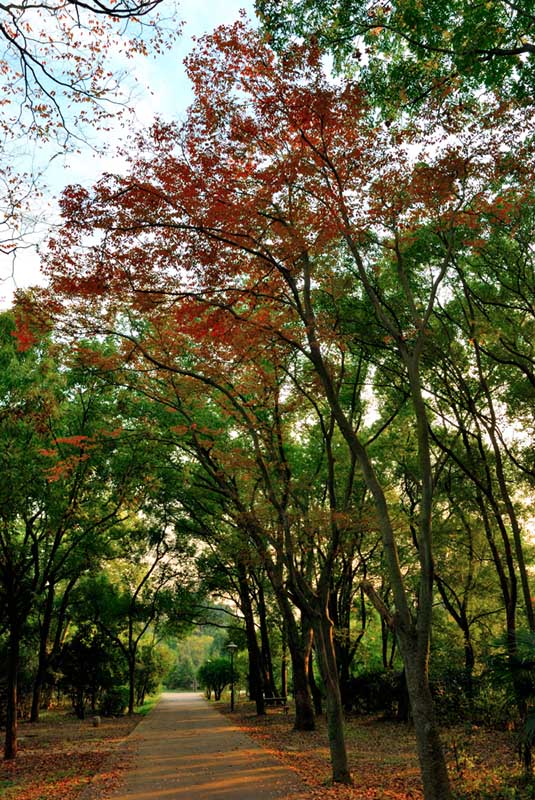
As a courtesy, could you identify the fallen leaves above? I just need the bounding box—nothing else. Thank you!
[0,710,139,800]
[221,702,526,800]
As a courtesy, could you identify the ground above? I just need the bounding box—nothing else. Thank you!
[0,698,528,800]
[0,710,139,800]
[218,701,527,800]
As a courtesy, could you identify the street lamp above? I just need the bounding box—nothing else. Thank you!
[227,642,238,712]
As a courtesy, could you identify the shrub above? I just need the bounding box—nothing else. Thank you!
[100,686,130,716]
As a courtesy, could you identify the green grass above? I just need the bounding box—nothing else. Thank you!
[136,693,160,717]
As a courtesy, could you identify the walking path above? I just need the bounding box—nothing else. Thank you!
[97,692,308,800]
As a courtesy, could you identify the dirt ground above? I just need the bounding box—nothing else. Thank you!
[220,701,523,800]
[0,697,526,800]
[0,711,139,800]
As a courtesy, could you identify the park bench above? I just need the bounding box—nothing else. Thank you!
[262,694,289,713]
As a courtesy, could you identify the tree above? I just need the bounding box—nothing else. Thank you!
[79,528,199,715]
[0,314,151,757]
[198,657,235,701]
[58,628,127,719]
[257,0,535,107]
[135,642,174,705]
[31,20,534,798]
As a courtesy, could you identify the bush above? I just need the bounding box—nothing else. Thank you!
[345,669,409,720]
[430,668,476,725]
[57,630,127,719]
[99,686,130,716]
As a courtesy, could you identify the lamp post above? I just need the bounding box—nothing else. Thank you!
[227,642,238,712]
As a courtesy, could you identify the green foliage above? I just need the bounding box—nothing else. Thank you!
[99,686,130,716]
[58,630,127,719]
[257,0,535,105]
[166,655,196,690]
[135,644,173,704]
[197,658,237,701]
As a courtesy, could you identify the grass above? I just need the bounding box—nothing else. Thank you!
[136,694,160,717]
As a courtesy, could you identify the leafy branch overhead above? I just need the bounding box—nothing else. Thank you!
[257,0,535,107]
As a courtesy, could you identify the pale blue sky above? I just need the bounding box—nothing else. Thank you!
[0,0,256,306]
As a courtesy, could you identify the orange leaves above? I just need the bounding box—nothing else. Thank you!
[45,454,91,482]
[39,17,534,399]
[11,319,36,352]
[55,434,91,446]
[0,711,138,800]
[37,432,111,483]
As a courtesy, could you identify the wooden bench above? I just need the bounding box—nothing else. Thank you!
[263,695,289,713]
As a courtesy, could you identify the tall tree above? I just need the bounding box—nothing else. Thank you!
[31,21,533,798]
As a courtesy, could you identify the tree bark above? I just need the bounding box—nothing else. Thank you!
[282,603,315,730]
[4,625,20,760]
[237,561,265,715]
[308,650,323,716]
[312,613,351,784]
[128,657,136,715]
[257,581,277,697]
[400,639,451,800]
[280,622,288,699]
[30,587,54,723]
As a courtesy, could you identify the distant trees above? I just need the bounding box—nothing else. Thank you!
[0,314,203,757]
[198,658,236,701]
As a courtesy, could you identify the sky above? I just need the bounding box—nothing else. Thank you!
[0,0,256,308]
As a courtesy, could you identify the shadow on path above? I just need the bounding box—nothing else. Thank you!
[98,692,308,800]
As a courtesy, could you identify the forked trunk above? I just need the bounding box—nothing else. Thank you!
[278,596,314,729]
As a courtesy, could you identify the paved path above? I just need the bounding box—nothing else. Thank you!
[103,692,308,800]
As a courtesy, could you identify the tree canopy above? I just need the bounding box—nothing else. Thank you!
[5,4,535,800]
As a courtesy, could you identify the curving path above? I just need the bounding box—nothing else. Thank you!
[98,692,308,800]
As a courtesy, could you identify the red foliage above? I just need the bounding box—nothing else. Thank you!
[34,20,534,383]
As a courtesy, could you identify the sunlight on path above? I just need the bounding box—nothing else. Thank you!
[101,692,307,800]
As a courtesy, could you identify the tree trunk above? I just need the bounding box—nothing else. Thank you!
[308,650,323,716]
[401,639,451,800]
[312,614,351,785]
[257,583,277,697]
[128,658,136,715]
[237,561,265,715]
[280,623,288,699]
[4,626,20,760]
[284,608,314,730]
[30,584,54,723]
[30,666,45,724]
